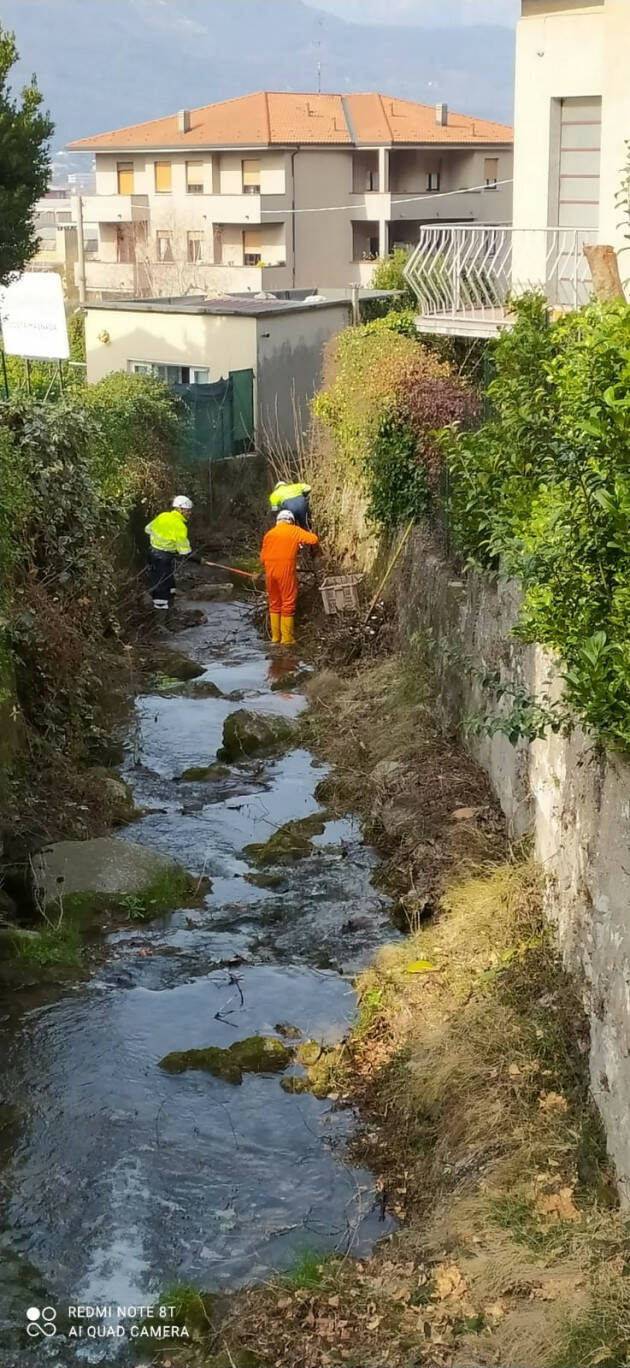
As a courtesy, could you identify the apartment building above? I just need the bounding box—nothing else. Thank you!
[28,192,98,302]
[67,90,513,300]
[407,0,628,334]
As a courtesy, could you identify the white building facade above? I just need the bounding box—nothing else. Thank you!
[407,0,630,335]
[68,91,513,301]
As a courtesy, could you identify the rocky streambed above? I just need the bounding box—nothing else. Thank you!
[0,595,397,1365]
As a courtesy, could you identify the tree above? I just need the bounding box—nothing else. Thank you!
[0,25,53,284]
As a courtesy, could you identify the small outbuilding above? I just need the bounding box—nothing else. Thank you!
[84,290,394,455]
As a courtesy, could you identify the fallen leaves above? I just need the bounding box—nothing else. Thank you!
[538,1090,569,1114]
[536,1186,581,1223]
[433,1264,468,1301]
[404,959,439,974]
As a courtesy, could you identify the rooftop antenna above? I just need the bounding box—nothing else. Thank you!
[316,15,323,94]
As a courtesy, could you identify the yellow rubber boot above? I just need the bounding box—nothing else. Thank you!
[281,615,296,646]
[270,612,281,644]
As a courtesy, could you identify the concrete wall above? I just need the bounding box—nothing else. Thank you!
[84,307,257,385]
[513,0,630,259]
[395,527,630,1204]
[255,301,350,447]
[293,149,355,288]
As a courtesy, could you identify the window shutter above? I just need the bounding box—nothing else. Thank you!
[242,159,261,190]
[186,161,204,193]
[117,162,134,195]
[155,161,172,193]
[484,157,499,183]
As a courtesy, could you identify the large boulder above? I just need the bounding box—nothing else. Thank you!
[218,709,297,762]
[31,837,198,921]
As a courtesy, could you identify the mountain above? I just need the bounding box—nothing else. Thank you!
[0,0,515,157]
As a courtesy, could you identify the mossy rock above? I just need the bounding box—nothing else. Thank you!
[275,1022,302,1040]
[270,668,313,693]
[296,1040,323,1068]
[149,648,205,681]
[0,923,83,969]
[280,1076,310,1095]
[314,776,337,805]
[244,872,291,891]
[159,1035,293,1083]
[177,763,231,783]
[85,767,137,825]
[178,680,225,699]
[157,678,225,700]
[244,814,326,868]
[217,709,298,762]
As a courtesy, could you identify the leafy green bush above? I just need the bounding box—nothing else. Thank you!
[82,370,183,509]
[314,318,479,527]
[371,247,416,308]
[0,374,184,758]
[442,295,630,750]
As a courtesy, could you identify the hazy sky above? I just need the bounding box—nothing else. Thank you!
[313,0,519,25]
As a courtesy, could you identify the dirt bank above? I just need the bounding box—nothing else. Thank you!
[162,642,630,1368]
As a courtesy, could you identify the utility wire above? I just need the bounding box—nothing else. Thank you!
[261,177,513,216]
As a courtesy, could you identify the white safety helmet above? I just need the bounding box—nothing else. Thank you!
[172,495,193,512]
[276,510,295,525]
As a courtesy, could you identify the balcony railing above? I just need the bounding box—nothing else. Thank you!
[404,225,598,336]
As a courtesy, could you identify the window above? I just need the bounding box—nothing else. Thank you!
[484,157,499,189]
[186,161,204,194]
[154,161,172,193]
[129,361,209,385]
[242,158,261,194]
[156,230,174,262]
[187,231,204,263]
[117,161,134,195]
[243,228,263,265]
[426,171,441,192]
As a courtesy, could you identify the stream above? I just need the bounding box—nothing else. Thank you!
[0,596,396,1364]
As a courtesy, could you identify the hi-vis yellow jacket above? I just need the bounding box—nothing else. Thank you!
[145,510,191,556]
[269,481,311,508]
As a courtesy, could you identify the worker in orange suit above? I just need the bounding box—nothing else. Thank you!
[260,510,319,646]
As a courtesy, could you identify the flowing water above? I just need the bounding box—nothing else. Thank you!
[0,598,396,1365]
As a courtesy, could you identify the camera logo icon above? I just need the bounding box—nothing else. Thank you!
[26,1307,57,1338]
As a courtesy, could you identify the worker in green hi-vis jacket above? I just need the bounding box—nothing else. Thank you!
[144,495,199,609]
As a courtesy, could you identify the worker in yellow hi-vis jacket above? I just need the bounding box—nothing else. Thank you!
[145,495,198,609]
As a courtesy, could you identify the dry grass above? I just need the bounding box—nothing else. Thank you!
[162,649,630,1368]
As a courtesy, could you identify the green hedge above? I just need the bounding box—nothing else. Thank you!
[0,373,184,756]
[442,295,630,750]
[313,312,479,527]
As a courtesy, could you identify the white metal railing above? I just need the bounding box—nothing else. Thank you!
[404,225,598,321]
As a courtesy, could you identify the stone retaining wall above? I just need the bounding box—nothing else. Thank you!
[396,528,630,1203]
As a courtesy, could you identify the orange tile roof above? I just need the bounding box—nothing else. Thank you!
[68,91,513,152]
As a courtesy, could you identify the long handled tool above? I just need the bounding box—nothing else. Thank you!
[203,559,259,581]
[363,519,414,625]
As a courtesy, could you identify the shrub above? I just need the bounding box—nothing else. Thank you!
[82,370,184,509]
[371,247,416,308]
[0,375,185,760]
[442,295,630,750]
[314,319,479,527]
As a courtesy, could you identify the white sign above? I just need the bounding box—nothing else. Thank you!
[0,271,70,361]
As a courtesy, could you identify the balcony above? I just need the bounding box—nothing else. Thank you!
[82,195,149,224]
[79,258,293,300]
[405,225,598,337]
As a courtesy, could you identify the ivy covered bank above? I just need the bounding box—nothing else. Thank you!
[0,372,184,843]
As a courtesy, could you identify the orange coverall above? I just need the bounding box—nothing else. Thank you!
[260,522,319,616]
